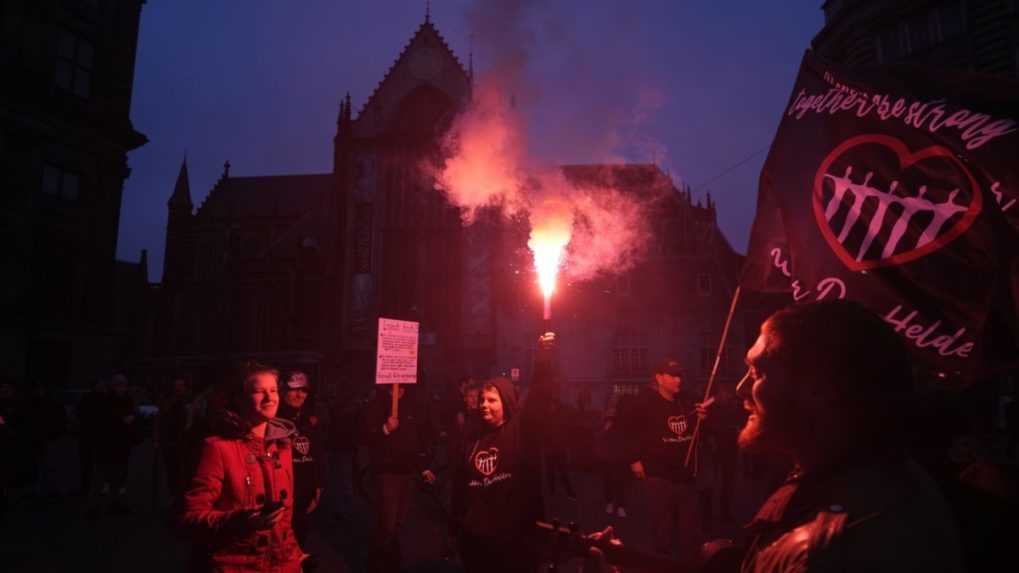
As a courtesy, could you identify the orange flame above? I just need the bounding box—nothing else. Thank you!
[527,199,572,315]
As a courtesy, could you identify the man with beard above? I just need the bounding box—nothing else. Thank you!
[585,301,966,573]
[730,301,964,572]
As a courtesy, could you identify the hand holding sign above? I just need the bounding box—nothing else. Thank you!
[385,414,400,433]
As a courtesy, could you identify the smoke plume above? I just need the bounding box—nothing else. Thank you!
[432,0,667,284]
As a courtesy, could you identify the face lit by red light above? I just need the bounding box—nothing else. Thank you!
[479,388,505,427]
[284,388,308,409]
[655,372,682,397]
[736,323,795,453]
[465,388,479,411]
[245,372,279,423]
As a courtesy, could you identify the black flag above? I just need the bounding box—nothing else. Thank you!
[742,51,1019,385]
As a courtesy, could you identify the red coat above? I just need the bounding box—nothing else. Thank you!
[181,418,303,573]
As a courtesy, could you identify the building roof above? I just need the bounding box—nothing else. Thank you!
[196,173,333,220]
[358,20,469,120]
[168,159,192,208]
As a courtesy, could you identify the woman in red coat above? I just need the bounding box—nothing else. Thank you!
[180,361,303,572]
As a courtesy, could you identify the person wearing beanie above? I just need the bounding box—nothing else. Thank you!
[617,357,714,562]
[453,332,562,573]
[275,370,324,567]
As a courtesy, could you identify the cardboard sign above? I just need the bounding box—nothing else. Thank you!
[375,317,419,385]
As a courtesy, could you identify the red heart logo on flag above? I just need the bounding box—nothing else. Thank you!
[812,134,982,271]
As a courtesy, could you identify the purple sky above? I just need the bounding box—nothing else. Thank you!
[118,0,824,280]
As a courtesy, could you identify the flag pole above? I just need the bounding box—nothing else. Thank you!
[685,285,742,472]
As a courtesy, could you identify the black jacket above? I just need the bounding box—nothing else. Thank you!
[618,387,698,483]
[359,390,434,475]
[276,402,324,507]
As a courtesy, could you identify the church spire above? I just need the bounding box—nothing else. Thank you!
[168,158,192,208]
[425,0,431,24]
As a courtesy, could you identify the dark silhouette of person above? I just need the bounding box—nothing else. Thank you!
[92,373,138,515]
[156,378,193,501]
[75,379,108,496]
[359,383,436,573]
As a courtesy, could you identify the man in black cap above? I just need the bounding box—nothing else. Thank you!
[276,370,324,567]
[617,357,714,561]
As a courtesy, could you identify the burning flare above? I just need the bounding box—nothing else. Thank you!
[527,199,572,320]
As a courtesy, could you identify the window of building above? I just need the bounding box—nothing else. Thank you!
[54,29,93,98]
[41,163,80,200]
[613,328,647,376]
[909,12,930,54]
[898,21,912,56]
[876,26,900,63]
[612,383,641,397]
[929,9,944,45]
[697,273,712,296]
[936,0,964,41]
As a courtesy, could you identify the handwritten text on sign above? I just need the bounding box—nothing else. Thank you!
[376,318,420,384]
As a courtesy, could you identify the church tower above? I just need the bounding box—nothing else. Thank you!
[164,158,194,282]
[337,15,472,385]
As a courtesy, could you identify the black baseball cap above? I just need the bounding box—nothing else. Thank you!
[654,358,686,377]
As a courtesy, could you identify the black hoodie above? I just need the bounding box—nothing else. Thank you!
[455,347,560,545]
[276,402,324,508]
[619,386,698,483]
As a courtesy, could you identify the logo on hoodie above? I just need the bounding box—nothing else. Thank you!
[474,448,499,477]
[294,435,311,457]
[667,415,688,436]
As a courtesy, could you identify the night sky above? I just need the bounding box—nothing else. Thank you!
[118,0,823,280]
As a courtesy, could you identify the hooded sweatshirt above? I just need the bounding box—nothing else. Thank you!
[620,386,698,483]
[455,347,560,545]
[181,414,303,573]
[276,402,324,509]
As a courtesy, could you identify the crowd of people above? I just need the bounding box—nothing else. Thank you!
[2,300,1018,572]
[0,372,150,518]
